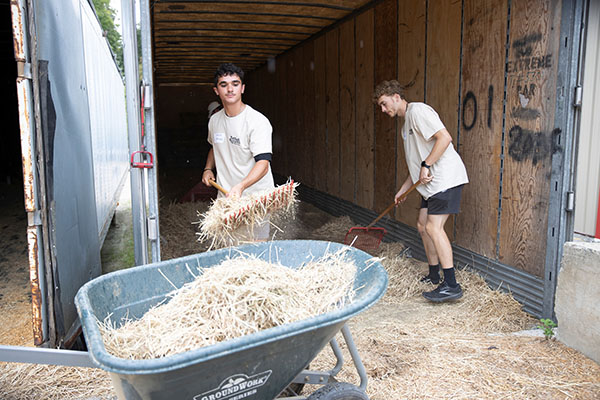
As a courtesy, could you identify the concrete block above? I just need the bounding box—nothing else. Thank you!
[555,241,600,364]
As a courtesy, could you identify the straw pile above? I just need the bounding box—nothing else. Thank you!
[2,209,599,399]
[0,362,114,400]
[98,248,358,360]
[373,242,532,333]
[159,200,212,259]
[196,180,299,249]
[302,241,600,399]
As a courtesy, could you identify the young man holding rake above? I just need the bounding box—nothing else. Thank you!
[202,63,275,241]
[374,80,469,302]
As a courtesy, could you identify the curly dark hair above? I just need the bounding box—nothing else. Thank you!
[373,80,405,103]
[214,63,245,86]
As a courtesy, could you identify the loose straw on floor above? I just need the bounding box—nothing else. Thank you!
[3,213,599,399]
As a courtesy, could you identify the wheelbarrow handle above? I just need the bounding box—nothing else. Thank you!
[208,179,228,195]
[367,181,420,228]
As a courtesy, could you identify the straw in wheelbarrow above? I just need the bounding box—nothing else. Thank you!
[345,181,420,251]
[197,179,299,248]
[97,247,362,360]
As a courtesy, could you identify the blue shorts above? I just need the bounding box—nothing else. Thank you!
[420,185,464,215]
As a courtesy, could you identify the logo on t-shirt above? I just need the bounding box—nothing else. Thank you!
[408,128,414,135]
[229,136,241,146]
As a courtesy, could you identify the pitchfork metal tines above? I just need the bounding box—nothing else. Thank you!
[197,179,299,248]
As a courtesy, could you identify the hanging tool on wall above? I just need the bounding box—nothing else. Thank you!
[130,84,154,169]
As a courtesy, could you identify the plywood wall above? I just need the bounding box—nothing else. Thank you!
[455,0,508,260]
[498,0,562,276]
[395,0,426,224]
[245,0,563,278]
[373,0,397,212]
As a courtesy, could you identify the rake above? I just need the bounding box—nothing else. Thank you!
[208,179,298,226]
[198,179,299,248]
[344,181,420,251]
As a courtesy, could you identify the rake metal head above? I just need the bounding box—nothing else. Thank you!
[344,227,386,251]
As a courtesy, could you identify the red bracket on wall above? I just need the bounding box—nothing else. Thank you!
[130,150,154,168]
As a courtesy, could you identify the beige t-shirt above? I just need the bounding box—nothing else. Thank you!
[208,105,275,197]
[402,103,469,199]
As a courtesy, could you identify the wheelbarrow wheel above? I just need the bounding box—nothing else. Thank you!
[306,382,369,400]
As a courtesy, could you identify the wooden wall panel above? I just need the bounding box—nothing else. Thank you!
[340,20,357,202]
[426,0,462,240]
[395,0,426,223]
[290,48,303,183]
[272,57,286,174]
[300,42,317,187]
[355,9,375,209]
[313,36,328,192]
[244,0,565,283]
[374,0,398,212]
[302,41,317,188]
[326,28,341,196]
[277,54,290,174]
[499,0,562,276]
[264,65,278,171]
[455,0,508,259]
[426,0,461,141]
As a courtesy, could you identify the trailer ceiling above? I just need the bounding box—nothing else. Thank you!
[151,0,374,85]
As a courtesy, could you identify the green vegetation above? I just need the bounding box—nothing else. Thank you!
[92,0,124,72]
[538,318,557,340]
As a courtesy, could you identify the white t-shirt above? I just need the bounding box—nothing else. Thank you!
[402,103,469,199]
[208,105,275,197]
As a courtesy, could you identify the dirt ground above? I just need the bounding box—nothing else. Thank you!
[0,182,33,348]
[0,180,599,399]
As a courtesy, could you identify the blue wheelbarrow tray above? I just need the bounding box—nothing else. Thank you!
[75,240,388,400]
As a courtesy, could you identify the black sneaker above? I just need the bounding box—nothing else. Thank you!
[422,281,463,302]
[419,275,440,284]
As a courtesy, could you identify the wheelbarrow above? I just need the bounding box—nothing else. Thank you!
[74,240,388,400]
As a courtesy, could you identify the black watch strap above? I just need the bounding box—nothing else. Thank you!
[421,160,431,169]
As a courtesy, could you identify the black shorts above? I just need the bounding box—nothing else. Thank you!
[420,185,464,215]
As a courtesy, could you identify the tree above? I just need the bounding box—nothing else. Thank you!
[92,0,124,72]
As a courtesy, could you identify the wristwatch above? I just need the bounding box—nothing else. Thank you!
[421,160,431,169]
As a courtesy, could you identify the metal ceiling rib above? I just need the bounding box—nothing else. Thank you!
[151,0,374,85]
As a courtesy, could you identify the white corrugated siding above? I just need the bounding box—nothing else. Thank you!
[575,0,600,237]
[81,1,129,244]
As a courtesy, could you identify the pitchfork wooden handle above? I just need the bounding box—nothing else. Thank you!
[208,179,228,195]
[366,181,420,228]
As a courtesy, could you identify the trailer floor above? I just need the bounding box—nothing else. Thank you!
[1,177,599,399]
[0,181,33,348]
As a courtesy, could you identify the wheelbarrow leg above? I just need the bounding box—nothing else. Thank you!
[341,324,368,391]
[289,324,368,391]
[327,337,344,376]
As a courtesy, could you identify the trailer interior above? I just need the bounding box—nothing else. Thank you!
[151,0,375,202]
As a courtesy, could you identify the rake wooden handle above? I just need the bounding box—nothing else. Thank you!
[367,181,420,228]
[208,179,228,195]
